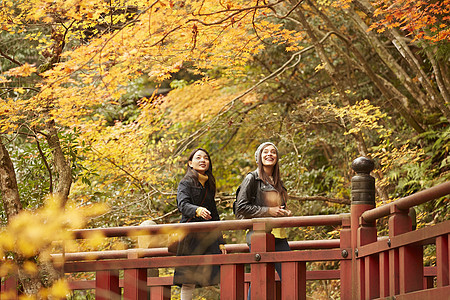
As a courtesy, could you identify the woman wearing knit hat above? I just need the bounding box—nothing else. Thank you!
[173,148,227,300]
[235,142,292,300]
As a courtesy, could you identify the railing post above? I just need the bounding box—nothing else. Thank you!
[340,214,352,299]
[220,264,245,300]
[351,157,376,300]
[96,270,120,300]
[123,250,148,300]
[436,234,449,287]
[1,274,19,300]
[281,261,306,300]
[148,268,171,300]
[389,204,423,294]
[250,219,275,300]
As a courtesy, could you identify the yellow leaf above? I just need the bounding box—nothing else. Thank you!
[23,261,38,275]
[5,63,37,77]
[14,88,26,94]
[50,279,70,298]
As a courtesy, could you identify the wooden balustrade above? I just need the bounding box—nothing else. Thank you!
[1,158,449,299]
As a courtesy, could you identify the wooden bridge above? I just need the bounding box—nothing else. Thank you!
[1,157,450,299]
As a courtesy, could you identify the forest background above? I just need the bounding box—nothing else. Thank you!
[1,0,449,298]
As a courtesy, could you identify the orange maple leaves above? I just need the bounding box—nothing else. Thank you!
[370,0,450,42]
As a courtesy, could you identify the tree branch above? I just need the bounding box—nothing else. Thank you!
[0,48,23,66]
[288,194,350,205]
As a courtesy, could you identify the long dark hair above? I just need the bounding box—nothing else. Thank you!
[256,145,287,203]
[183,148,216,192]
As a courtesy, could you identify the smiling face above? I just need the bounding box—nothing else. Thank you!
[260,145,278,168]
[188,150,210,175]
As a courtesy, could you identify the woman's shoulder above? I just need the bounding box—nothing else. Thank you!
[246,170,259,179]
[178,177,198,189]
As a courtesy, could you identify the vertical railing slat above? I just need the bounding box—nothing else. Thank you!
[96,270,120,300]
[149,286,171,300]
[379,251,389,297]
[389,249,400,296]
[436,234,449,287]
[399,245,423,293]
[281,261,306,300]
[364,254,380,299]
[123,268,147,300]
[1,275,18,300]
[339,215,352,300]
[389,204,418,295]
[220,264,245,300]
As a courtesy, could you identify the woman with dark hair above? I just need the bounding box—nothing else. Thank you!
[173,148,227,300]
[235,142,292,300]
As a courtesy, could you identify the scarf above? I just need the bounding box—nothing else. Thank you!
[198,173,208,187]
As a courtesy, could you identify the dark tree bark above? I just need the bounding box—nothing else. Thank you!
[0,137,22,221]
[45,120,72,207]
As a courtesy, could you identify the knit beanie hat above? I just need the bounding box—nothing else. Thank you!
[255,142,278,164]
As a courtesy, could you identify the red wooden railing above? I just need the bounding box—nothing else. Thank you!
[1,157,449,299]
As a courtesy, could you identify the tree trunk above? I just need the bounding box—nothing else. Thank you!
[305,1,426,134]
[347,7,430,109]
[292,7,372,158]
[425,50,450,121]
[0,137,22,221]
[352,0,450,121]
[45,120,72,207]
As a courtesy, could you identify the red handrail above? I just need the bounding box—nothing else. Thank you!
[361,181,450,223]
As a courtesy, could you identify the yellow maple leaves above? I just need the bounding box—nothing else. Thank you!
[5,63,37,77]
[0,196,108,298]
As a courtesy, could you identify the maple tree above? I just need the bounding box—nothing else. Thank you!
[1,0,449,297]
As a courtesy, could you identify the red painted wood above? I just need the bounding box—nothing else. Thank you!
[399,245,423,294]
[220,264,245,300]
[393,285,450,299]
[423,276,434,289]
[351,205,374,249]
[379,251,389,297]
[387,204,413,297]
[96,270,120,300]
[352,204,375,300]
[4,181,450,300]
[1,275,18,300]
[389,205,412,238]
[358,220,450,257]
[149,286,170,300]
[436,235,449,287]
[251,221,275,300]
[63,249,343,273]
[339,215,352,300]
[357,257,365,300]
[364,255,379,299]
[73,215,345,239]
[123,268,147,300]
[281,261,306,300]
[361,181,450,223]
[358,222,377,299]
[275,281,281,300]
[389,249,400,296]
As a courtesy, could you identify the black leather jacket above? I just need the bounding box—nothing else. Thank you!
[177,177,220,223]
[235,170,286,219]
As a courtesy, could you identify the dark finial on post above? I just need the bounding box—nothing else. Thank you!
[351,157,375,205]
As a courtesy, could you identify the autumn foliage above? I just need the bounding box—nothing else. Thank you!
[1,0,449,298]
[371,0,450,42]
